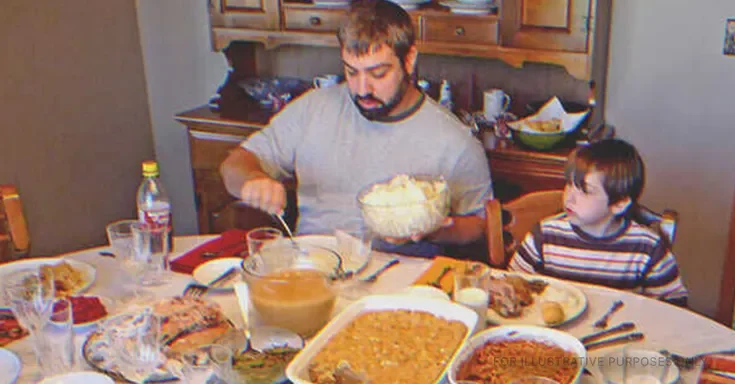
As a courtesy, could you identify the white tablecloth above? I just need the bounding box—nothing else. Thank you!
[4,235,735,383]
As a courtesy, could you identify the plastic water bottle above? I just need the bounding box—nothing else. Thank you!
[136,160,173,252]
[439,79,453,112]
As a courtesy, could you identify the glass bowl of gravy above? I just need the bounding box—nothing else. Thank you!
[242,244,342,338]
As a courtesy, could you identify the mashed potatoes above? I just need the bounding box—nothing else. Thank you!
[358,175,449,238]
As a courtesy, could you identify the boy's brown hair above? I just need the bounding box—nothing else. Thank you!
[337,0,415,66]
[565,139,645,207]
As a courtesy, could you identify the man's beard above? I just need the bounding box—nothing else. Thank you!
[352,73,411,121]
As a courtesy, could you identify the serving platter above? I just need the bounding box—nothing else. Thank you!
[0,258,96,302]
[485,271,588,327]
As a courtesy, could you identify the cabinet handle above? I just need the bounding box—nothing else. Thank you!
[454,26,465,36]
[309,16,322,26]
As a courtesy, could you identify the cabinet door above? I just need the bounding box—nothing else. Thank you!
[502,0,592,53]
[209,0,280,31]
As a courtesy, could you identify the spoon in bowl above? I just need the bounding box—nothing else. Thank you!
[272,213,299,249]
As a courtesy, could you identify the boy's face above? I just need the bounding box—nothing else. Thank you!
[563,170,630,237]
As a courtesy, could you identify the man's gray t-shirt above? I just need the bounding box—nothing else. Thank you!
[241,84,492,255]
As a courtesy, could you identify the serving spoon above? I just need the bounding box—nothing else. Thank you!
[272,213,299,249]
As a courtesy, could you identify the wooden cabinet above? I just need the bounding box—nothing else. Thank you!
[175,107,298,234]
[209,0,280,31]
[208,0,611,80]
[501,0,593,53]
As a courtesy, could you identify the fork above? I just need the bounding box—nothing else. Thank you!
[182,283,208,298]
[360,259,400,283]
[428,266,452,290]
[660,348,735,371]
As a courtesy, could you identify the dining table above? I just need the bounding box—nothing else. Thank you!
[3,234,735,384]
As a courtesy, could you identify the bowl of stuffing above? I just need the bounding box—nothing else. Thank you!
[357,174,450,239]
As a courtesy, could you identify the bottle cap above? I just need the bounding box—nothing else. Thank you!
[142,161,159,177]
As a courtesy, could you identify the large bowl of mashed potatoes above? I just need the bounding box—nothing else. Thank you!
[357,174,450,239]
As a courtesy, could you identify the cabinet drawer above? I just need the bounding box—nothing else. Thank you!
[423,16,498,45]
[283,8,346,32]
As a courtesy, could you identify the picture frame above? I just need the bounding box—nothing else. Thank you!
[724,18,735,56]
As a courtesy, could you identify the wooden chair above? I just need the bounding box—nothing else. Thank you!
[485,190,564,267]
[716,188,735,327]
[485,189,679,268]
[0,185,30,263]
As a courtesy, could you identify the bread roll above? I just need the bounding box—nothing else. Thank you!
[541,301,565,325]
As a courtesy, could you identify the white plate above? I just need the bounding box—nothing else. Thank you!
[447,325,586,384]
[192,258,244,290]
[0,348,21,384]
[39,371,114,384]
[399,285,451,301]
[268,235,370,275]
[485,271,588,327]
[286,294,477,384]
[439,0,497,14]
[0,258,96,300]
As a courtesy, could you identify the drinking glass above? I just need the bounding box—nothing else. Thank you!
[106,219,139,303]
[131,221,171,286]
[246,227,283,256]
[335,222,374,300]
[2,267,55,334]
[453,261,491,334]
[38,297,75,376]
[112,309,163,384]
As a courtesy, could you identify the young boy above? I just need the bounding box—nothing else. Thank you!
[507,139,688,306]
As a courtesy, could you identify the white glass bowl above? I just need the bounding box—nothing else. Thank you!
[357,174,450,239]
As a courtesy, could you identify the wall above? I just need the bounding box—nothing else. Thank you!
[136,0,227,235]
[606,0,735,317]
[136,0,229,236]
[0,1,154,254]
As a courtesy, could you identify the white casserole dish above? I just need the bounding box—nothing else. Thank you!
[285,294,478,384]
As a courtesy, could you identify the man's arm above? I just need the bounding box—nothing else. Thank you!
[220,147,286,215]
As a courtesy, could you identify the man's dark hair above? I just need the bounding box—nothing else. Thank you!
[337,0,416,65]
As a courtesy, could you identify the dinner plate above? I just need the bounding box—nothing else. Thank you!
[38,372,114,384]
[268,235,370,275]
[192,258,244,290]
[485,271,588,327]
[0,258,96,303]
[439,0,497,14]
[0,348,21,384]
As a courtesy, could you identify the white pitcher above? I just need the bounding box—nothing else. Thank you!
[483,88,511,122]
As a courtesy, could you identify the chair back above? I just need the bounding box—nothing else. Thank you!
[0,185,30,263]
[485,190,679,268]
[485,190,564,267]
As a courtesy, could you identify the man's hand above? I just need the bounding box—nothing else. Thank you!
[240,175,286,215]
[382,217,454,245]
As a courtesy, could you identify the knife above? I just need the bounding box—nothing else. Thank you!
[584,332,644,351]
[579,322,635,345]
[207,267,239,288]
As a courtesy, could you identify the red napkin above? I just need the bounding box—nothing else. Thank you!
[170,229,250,274]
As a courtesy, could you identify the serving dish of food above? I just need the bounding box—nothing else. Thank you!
[507,97,590,151]
[357,174,450,239]
[83,296,235,382]
[486,272,587,327]
[266,235,369,276]
[448,325,586,384]
[286,294,477,384]
[0,258,96,300]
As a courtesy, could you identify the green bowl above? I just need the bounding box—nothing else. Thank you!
[508,125,580,151]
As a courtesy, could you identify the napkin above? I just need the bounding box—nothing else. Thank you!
[412,256,469,293]
[508,96,590,134]
[0,309,28,346]
[170,229,249,274]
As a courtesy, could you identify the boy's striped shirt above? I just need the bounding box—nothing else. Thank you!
[508,213,688,303]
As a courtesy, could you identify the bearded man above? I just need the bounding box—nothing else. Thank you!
[220,0,492,257]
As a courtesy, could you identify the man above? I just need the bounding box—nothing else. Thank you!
[220,0,492,257]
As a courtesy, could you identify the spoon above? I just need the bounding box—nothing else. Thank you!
[272,213,299,248]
